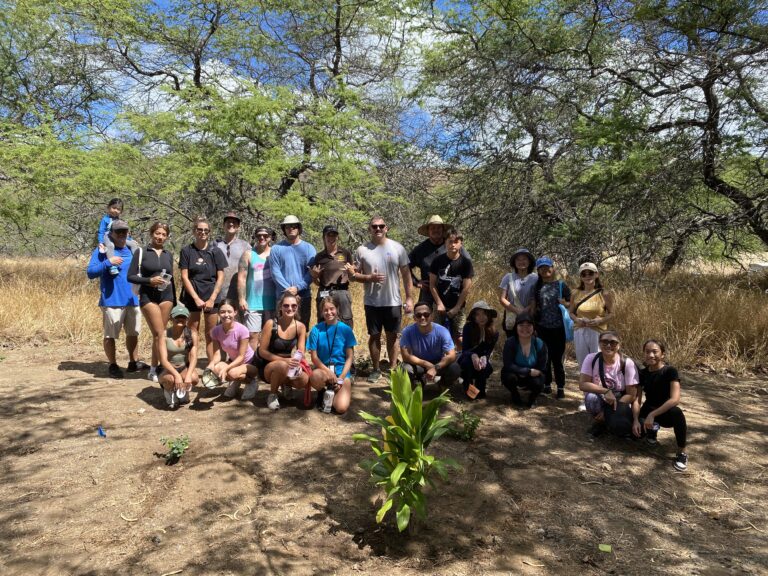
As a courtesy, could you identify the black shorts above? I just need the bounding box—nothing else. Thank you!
[139,286,175,306]
[364,305,402,336]
[180,293,221,314]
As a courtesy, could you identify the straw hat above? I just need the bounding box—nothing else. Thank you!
[417,215,452,236]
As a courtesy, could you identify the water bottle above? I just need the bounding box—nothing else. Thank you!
[159,269,172,290]
[322,382,337,413]
[287,350,304,379]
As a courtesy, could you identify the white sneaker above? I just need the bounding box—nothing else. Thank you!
[163,388,176,409]
[242,380,258,401]
[578,402,587,412]
[267,393,281,410]
[149,367,158,383]
[223,380,239,398]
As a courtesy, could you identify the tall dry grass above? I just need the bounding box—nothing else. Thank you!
[1,258,766,374]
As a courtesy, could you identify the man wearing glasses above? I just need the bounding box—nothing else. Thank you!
[215,211,251,310]
[354,216,413,382]
[269,215,316,325]
[399,301,460,388]
[86,220,147,379]
[237,225,276,351]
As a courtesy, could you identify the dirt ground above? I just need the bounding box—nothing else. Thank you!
[1,344,766,576]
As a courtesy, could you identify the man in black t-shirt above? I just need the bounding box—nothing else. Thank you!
[429,228,474,343]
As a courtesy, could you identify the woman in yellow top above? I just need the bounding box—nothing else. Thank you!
[569,262,613,410]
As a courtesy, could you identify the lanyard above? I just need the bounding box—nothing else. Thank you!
[325,323,339,356]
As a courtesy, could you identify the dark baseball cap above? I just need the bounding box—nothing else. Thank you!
[223,211,241,223]
[111,220,129,232]
[323,225,339,235]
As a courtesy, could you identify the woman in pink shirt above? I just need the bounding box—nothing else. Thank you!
[206,300,259,401]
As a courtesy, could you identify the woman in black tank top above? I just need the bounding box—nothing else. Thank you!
[259,293,308,410]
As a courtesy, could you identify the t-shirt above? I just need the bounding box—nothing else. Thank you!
[245,249,275,311]
[640,365,680,407]
[179,243,228,302]
[356,239,409,307]
[536,280,571,329]
[215,238,251,302]
[400,323,454,365]
[408,239,472,303]
[312,247,354,289]
[429,252,474,309]
[581,352,639,393]
[211,322,254,364]
[307,321,357,376]
[498,271,538,308]
[270,239,316,295]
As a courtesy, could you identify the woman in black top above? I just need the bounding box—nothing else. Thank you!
[179,217,227,365]
[458,301,499,399]
[632,339,688,472]
[128,221,175,381]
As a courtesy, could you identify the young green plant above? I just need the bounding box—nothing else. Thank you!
[353,367,459,532]
[160,434,190,464]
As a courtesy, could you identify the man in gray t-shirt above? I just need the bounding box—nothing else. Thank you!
[215,211,252,305]
[354,216,413,382]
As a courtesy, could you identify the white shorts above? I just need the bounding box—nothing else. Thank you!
[102,306,141,339]
[244,309,275,333]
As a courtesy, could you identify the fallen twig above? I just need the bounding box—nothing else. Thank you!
[159,570,183,576]
[120,513,139,522]
[733,522,764,533]
[522,560,545,567]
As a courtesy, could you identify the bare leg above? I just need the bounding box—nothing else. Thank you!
[141,302,170,368]
[368,333,382,371]
[203,311,219,364]
[103,337,116,364]
[333,377,353,414]
[248,332,260,354]
[385,332,399,368]
[125,335,139,362]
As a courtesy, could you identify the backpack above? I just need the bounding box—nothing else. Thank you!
[590,352,634,389]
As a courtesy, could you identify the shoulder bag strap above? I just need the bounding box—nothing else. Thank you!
[573,288,603,314]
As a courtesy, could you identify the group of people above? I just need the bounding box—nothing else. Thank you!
[86,200,688,471]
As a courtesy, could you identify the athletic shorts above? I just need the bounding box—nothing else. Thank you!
[139,287,175,306]
[364,305,402,336]
[244,309,275,333]
[180,293,220,314]
[316,289,353,324]
[102,306,141,339]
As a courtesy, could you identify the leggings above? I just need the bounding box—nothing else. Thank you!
[640,403,687,448]
[537,325,566,390]
[458,354,493,394]
[501,372,545,405]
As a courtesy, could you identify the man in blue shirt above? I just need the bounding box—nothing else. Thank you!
[86,220,146,379]
[399,301,461,388]
[270,215,316,325]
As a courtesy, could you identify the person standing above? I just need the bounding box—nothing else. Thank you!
[429,227,474,343]
[355,216,413,382]
[408,215,471,304]
[179,216,228,363]
[498,248,538,337]
[269,215,316,325]
[86,220,147,378]
[310,224,356,328]
[214,211,251,308]
[238,225,276,352]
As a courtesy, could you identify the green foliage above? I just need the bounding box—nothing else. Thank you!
[352,367,460,532]
[160,434,190,464]
[447,409,481,442]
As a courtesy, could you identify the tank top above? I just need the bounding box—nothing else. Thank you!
[572,289,607,331]
[246,249,276,311]
[268,319,298,357]
[165,327,192,366]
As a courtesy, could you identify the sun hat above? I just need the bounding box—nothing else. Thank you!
[579,262,599,274]
[468,300,498,319]
[280,215,302,232]
[110,220,129,232]
[417,215,452,236]
[535,256,554,269]
[223,211,241,223]
[509,248,535,273]
[170,304,190,319]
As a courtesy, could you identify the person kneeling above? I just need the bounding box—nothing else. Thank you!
[206,300,259,400]
[158,304,198,409]
[400,301,461,388]
[500,313,547,408]
[579,330,638,437]
[307,296,357,414]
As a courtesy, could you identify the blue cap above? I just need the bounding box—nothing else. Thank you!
[535,256,554,269]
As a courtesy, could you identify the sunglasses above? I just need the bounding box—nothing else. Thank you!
[113,230,129,235]
[414,312,431,319]
[580,271,595,276]
[255,234,270,240]
[282,303,298,309]
[284,224,300,230]
[600,340,620,346]
[196,228,210,233]
[370,224,386,230]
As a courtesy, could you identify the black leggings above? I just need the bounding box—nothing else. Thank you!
[640,403,687,448]
[501,372,545,405]
[537,325,566,390]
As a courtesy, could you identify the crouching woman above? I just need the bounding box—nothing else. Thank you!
[500,312,548,408]
[579,330,638,437]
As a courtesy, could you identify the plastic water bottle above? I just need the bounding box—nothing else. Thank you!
[287,350,304,379]
[322,382,338,413]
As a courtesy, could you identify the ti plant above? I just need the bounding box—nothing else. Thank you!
[160,434,190,464]
[353,367,459,532]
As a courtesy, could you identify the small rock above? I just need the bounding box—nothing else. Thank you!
[601,462,612,472]
[536,528,546,536]
[629,500,649,511]
[151,535,162,545]
[137,408,146,414]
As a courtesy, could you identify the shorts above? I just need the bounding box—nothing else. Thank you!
[364,305,402,336]
[180,293,220,314]
[316,289,353,324]
[139,286,175,306]
[102,306,141,339]
[244,309,275,333]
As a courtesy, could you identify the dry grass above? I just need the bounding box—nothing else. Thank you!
[2,258,767,374]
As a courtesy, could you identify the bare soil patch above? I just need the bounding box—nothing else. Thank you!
[0,345,766,575]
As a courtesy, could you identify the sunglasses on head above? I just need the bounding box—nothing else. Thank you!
[370,224,386,230]
[414,311,431,319]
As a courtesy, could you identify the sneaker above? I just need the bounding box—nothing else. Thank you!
[126,360,150,373]
[578,402,587,412]
[646,429,659,446]
[543,385,552,395]
[267,393,281,410]
[367,369,382,383]
[108,363,124,379]
[223,380,239,398]
[148,367,158,383]
[175,389,190,406]
[109,265,120,276]
[674,452,688,472]
[242,380,258,401]
[556,388,565,399]
[163,388,177,409]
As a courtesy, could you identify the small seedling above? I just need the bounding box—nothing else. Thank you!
[447,409,482,441]
[160,435,190,464]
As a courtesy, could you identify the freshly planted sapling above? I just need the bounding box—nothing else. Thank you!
[160,435,190,464]
[448,409,482,441]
